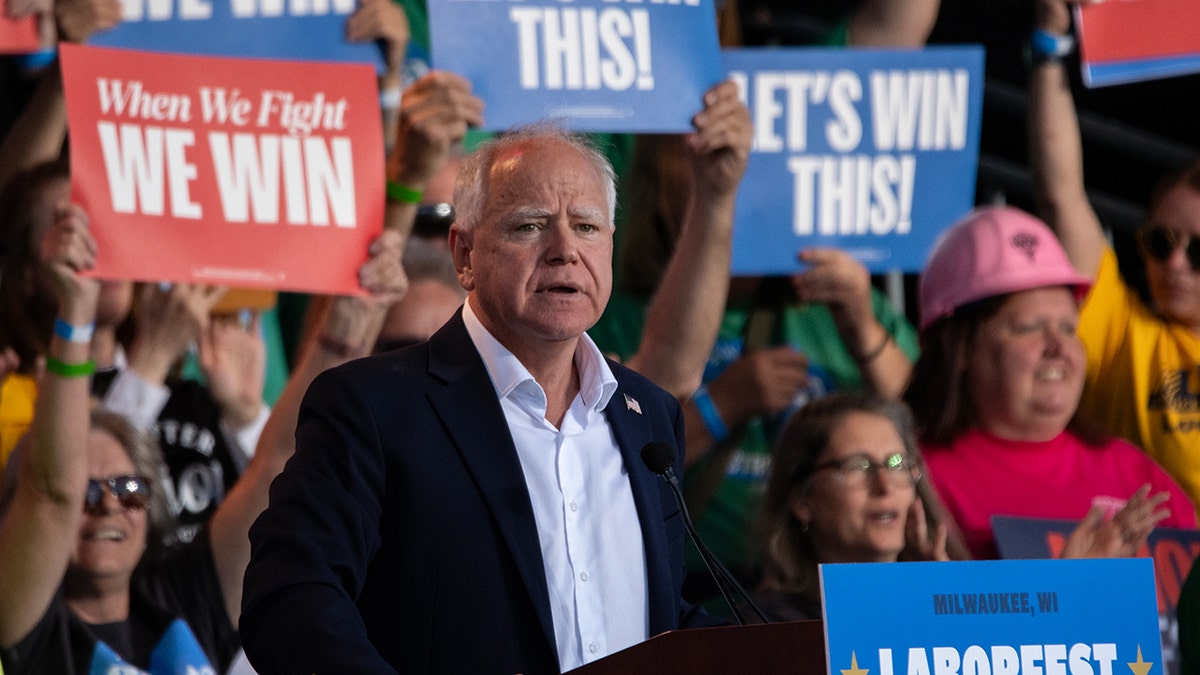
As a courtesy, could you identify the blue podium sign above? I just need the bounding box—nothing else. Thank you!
[428,0,723,132]
[88,0,380,66]
[822,560,1163,675]
[724,46,984,275]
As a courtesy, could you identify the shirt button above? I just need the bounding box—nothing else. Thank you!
[589,643,598,654]
[569,501,578,512]
[580,571,590,582]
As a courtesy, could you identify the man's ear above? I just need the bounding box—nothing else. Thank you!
[449,225,475,291]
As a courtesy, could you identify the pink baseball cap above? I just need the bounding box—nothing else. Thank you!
[918,206,1092,333]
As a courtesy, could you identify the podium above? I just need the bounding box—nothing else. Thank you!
[569,620,826,675]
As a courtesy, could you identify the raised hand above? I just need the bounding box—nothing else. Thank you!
[126,283,227,385]
[904,495,950,561]
[1060,484,1171,559]
[687,79,752,200]
[54,0,121,42]
[345,0,410,82]
[199,312,267,431]
[38,202,100,323]
[707,346,811,425]
[387,72,484,192]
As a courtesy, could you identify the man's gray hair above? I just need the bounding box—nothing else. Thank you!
[452,124,617,233]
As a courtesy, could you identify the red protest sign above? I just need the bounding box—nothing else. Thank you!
[60,43,384,295]
[1,0,41,54]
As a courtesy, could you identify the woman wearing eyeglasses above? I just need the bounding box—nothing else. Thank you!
[754,391,968,621]
[1030,0,1200,507]
[903,207,1195,561]
[0,201,407,673]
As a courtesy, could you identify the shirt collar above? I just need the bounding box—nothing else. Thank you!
[461,301,617,414]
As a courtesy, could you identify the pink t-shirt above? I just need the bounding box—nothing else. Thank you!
[922,428,1196,559]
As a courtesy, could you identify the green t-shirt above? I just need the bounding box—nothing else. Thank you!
[589,287,919,574]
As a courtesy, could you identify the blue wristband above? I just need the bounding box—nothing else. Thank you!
[54,317,95,344]
[691,385,729,443]
[1030,28,1075,60]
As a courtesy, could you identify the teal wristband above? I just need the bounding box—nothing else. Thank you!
[44,356,96,378]
[691,385,729,443]
[386,180,422,204]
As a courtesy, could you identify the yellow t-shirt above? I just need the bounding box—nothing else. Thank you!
[0,373,37,471]
[1078,248,1200,505]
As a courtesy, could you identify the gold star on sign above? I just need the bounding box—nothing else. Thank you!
[1128,645,1154,675]
[842,652,869,675]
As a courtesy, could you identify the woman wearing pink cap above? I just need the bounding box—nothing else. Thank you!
[903,206,1194,560]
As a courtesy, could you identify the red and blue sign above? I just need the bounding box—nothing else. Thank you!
[1076,0,1200,87]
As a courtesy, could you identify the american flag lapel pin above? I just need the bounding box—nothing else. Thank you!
[624,393,642,415]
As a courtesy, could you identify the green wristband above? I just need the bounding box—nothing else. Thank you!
[44,356,96,378]
[386,180,423,204]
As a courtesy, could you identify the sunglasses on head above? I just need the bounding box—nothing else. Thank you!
[1137,225,1200,272]
[84,475,152,514]
[413,203,455,238]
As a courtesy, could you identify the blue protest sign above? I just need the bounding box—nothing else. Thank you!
[992,516,1200,675]
[428,0,723,132]
[88,0,380,67]
[821,560,1163,675]
[724,47,984,275]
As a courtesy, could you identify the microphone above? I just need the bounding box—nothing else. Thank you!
[640,442,768,625]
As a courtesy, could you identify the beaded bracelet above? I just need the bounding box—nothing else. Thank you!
[45,356,96,378]
[691,385,729,443]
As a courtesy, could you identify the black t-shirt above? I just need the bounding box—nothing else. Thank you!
[92,373,247,550]
[0,534,238,674]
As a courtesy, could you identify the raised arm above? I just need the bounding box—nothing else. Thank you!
[1029,0,1107,279]
[847,0,941,48]
[0,204,99,648]
[343,0,410,148]
[625,80,752,399]
[384,71,483,239]
[207,228,407,626]
[101,283,226,430]
[792,248,912,399]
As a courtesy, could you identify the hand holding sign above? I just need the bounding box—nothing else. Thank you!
[687,80,753,204]
[55,0,121,42]
[344,0,410,81]
[39,203,102,318]
[387,71,484,191]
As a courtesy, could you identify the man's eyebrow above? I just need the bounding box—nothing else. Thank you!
[570,206,607,222]
[506,207,554,222]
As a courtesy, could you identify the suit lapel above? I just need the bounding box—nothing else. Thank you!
[425,314,559,663]
[605,375,677,637]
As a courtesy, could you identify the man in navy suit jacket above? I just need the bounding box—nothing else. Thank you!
[240,123,728,674]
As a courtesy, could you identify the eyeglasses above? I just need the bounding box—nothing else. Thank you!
[1137,225,1200,272]
[810,452,920,488]
[84,475,152,514]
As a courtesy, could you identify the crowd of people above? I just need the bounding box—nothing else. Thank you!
[2,0,1199,672]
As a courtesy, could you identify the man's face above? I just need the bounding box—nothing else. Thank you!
[452,138,613,356]
[1142,184,1200,330]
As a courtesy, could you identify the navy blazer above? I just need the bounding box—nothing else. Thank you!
[240,312,718,674]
